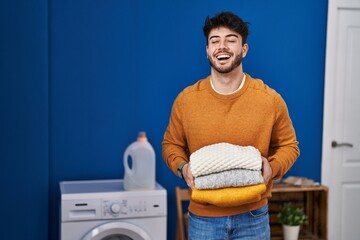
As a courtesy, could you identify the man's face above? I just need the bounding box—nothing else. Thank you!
[206,27,248,74]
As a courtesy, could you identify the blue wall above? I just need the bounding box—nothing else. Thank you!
[0,0,328,239]
[0,0,49,239]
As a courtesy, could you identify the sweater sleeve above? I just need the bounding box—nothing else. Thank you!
[162,92,189,176]
[268,94,300,179]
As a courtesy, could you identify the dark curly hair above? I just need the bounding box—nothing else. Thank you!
[203,11,250,46]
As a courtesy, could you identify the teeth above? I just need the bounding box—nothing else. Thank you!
[217,54,230,60]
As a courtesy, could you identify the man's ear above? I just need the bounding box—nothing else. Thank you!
[242,43,249,58]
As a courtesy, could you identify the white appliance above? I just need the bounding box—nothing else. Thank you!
[60,179,167,240]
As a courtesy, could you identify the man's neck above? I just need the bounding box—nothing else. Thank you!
[210,68,245,95]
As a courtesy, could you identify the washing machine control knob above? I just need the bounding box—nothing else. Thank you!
[110,203,121,213]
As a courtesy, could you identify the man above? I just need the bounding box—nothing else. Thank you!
[162,11,299,239]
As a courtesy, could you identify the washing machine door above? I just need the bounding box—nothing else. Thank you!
[82,222,151,240]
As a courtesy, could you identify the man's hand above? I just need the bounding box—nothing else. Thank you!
[262,156,272,185]
[182,163,195,188]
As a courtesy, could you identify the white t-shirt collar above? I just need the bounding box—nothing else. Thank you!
[210,74,246,95]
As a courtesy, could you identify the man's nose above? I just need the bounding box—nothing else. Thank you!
[218,40,228,50]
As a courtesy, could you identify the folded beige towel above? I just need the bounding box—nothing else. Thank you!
[190,143,262,177]
[194,169,263,189]
[191,183,266,207]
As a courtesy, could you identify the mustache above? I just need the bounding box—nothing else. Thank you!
[215,49,231,55]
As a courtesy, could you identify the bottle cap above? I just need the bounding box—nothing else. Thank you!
[137,131,148,141]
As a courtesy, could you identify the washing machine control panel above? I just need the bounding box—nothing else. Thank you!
[103,195,166,219]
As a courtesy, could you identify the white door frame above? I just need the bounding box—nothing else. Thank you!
[322,0,360,239]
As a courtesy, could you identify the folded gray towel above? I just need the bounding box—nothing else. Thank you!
[194,169,264,190]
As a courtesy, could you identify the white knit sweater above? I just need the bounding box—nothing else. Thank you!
[189,143,262,177]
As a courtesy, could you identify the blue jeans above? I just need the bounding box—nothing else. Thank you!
[188,205,270,240]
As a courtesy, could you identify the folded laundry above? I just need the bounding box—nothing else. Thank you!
[190,143,262,177]
[191,183,266,207]
[194,169,263,190]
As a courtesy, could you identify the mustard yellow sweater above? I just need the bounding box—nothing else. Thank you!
[162,74,300,217]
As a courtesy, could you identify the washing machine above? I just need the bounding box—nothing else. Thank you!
[60,179,167,240]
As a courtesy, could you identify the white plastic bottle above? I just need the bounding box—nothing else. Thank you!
[123,132,156,190]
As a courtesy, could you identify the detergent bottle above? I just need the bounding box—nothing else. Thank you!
[123,132,156,190]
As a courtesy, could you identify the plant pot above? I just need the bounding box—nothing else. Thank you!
[282,224,300,240]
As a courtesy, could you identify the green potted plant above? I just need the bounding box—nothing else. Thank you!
[277,203,308,240]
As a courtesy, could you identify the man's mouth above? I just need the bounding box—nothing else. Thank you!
[216,54,231,61]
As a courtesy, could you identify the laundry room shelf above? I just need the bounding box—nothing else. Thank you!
[269,183,328,240]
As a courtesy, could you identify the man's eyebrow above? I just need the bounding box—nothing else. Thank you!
[226,34,239,38]
[209,35,220,40]
[209,34,239,40]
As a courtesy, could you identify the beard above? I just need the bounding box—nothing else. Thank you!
[207,51,243,74]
